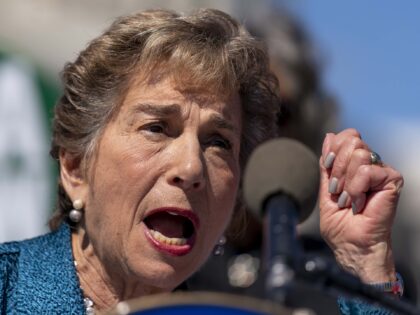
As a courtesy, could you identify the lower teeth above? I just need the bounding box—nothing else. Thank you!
[150,229,187,246]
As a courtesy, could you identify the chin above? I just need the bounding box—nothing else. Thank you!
[126,252,200,290]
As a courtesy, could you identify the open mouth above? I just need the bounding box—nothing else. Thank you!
[143,208,199,256]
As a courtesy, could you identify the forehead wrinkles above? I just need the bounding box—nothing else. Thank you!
[132,67,236,107]
[174,83,241,125]
[117,71,240,129]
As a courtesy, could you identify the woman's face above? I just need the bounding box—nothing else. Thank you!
[78,75,242,290]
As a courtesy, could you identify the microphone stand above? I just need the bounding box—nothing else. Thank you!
[263,195,420,315]
[264,195,302,304]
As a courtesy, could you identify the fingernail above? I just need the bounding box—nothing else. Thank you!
[352,197,364,214]
[324,152,336,169]
[395,179,404,194]
[328,177,338,194]
[351,202,358,214]
[337,191,349,208]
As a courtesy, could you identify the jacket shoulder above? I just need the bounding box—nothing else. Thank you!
[0,244,20,313]
[0,225,85,313]
[0,240,20,255]
[0,240,20,290]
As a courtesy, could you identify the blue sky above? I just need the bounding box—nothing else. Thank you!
[278,1,420,138]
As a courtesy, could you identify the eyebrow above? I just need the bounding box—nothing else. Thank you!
[208,113,238,135]
[128,102,238,134]
[129,103,181,117]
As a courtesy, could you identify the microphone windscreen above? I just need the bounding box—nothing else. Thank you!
[243,138,320,223]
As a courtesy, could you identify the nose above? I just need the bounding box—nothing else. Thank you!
[166,135,205,191]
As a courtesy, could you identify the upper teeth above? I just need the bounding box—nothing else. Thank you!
[167,211,180,216]
[149,229,187,246]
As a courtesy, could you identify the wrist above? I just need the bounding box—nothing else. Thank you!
[333,241,396,283]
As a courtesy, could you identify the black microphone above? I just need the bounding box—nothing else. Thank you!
[243,138,320,303]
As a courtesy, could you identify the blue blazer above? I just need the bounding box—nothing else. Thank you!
[0,223,84,314]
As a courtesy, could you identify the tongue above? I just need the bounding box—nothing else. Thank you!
[146,212,186,238]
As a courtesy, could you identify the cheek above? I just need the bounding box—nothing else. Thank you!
[207,157,240,214]
[96,139,164,185]
[86,143,164,225]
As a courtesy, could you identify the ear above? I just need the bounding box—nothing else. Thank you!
[59,149,89,203]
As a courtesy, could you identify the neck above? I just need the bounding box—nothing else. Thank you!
[71,228,168,312]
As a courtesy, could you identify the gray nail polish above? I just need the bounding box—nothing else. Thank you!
[328,177,338,194]
[352,202,358,214]
[324,152,336,169]
[337,191,349,208]
[352,197,363,214]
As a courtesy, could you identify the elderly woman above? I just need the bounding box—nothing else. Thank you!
[0,9,278,313]
[0,8,403,315]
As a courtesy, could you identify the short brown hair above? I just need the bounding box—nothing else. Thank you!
[49,8,280,230]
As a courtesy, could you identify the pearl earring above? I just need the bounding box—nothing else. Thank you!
[213,235,226,256]
[69,199,84,223]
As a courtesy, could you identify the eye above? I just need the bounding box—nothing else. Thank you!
[144,122,166,134]
[208,135,232,150]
